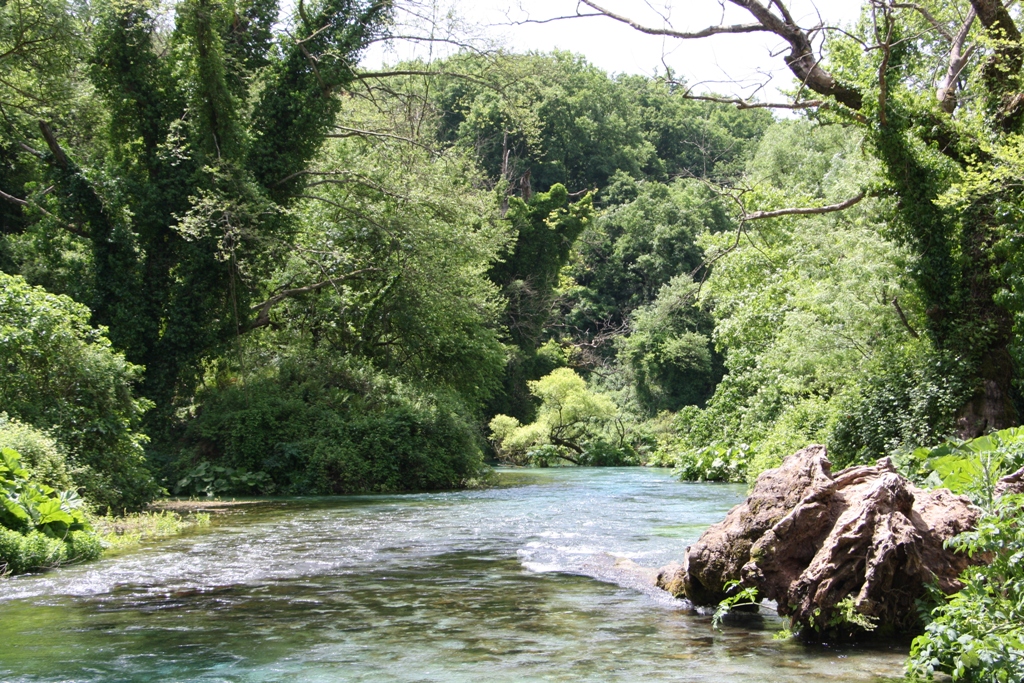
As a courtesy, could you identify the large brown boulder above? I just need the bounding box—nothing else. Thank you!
[658,445,981,634]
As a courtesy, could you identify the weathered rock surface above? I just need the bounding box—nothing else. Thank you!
[657,445,982,633]
[996,465,1024,498]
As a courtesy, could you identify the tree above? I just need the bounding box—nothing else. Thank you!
[556,175,729,367]
[3,0,391,417]
[487,183,594,420]
[0,272,157,509]
[251,91,511,411]
[564,0,1024,436]
[429,52,772,193]
[489,367,618,464]
[617,274,719,414]
[673,119,965,469]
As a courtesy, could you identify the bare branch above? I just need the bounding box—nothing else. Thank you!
[325,124,436,151]
[576,0,766,38]
[38,120,68,168]
[576,0,864,109]
[19,142,43,157]
[892,296,920,338]
[729,0,864,109]
[289,30,328,92]
[504,12,604,25]
[743,191,867,221]
[681,92,823,110]
[878,8,894,126]
[892,2,954,40]
[937,7,977,113]
[354,69,496,90]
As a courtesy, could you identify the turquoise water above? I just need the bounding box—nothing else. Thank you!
[0,468,907,681]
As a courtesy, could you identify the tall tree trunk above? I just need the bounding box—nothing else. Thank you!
[957,343,1017,437]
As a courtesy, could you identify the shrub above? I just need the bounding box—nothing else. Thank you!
[168,357,487,495]
[907,495,1024,682]
[0,414,74,490]
[0,273,158,509]
[0,447,102,574]
[895,427,1024,508]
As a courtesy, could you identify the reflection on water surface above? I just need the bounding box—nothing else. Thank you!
[0,467,906,682]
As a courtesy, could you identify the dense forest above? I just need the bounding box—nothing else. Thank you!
[2,0,1024,678]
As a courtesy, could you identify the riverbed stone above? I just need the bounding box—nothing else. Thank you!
[664,445,982,635]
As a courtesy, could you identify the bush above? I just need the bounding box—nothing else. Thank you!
[0,527,103,575]
[168,357,487,495]
[0,447,102,575]
[0,414,74,490]
[0,273,159,509]
[657,339,968,484]
[895,427,1024,508]
[907,495,1024,682]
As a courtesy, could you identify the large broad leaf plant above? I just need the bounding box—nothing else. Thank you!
[898,428,1024,508]
[0,447,91,539]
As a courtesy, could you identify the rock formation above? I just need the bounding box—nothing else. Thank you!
[658,445,982,635]
[995,465,1024,498]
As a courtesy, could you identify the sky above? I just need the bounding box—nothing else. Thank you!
[363,0,865,103]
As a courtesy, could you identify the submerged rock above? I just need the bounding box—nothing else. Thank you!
[658,445,981,635]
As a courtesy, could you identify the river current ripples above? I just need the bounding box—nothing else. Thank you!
[0,467,907,682]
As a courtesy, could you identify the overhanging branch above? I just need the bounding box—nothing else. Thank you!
[0,185,88,238]
[246,268,378,330]
[742,191,867,221]
[577,0,766,38]
[681,93,823,110]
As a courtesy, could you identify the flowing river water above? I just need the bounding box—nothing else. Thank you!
[0,467,908,682]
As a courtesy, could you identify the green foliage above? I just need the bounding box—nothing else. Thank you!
[656,440,751,483]
[0,448,91,538]
[275,105,510,412]
[0,526,101,575]
[0,272,158,509]
[491,184,593,348]
[488,184,593,420]
[659,119,965,480]
[907,496,1024,682]
[803,596,880,640]
[576,176,725,304]
[896,427,1024,508]
[431,52,771,192]
[821,2,1024,433]
[92,509,211,551]
[712,580,761,629]
[0,0,81,115]
[489,368,637,465]
[0,414,74,491]
[169,355,487,495]
[175,462,272,497]
[5,0,392,420]
[0,447,101,575]
[617,275,719,414]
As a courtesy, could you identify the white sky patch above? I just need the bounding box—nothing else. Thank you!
[362,0,865,102]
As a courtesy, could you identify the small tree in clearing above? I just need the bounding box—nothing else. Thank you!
[489,368,617,464]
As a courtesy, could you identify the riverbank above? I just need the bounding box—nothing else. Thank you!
[90,509,212,552]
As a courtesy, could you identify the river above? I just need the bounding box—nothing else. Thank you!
[0,467,907,682]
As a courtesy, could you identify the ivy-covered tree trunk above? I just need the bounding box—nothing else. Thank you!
[38,0,390,411]
[874,114,1018,437]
